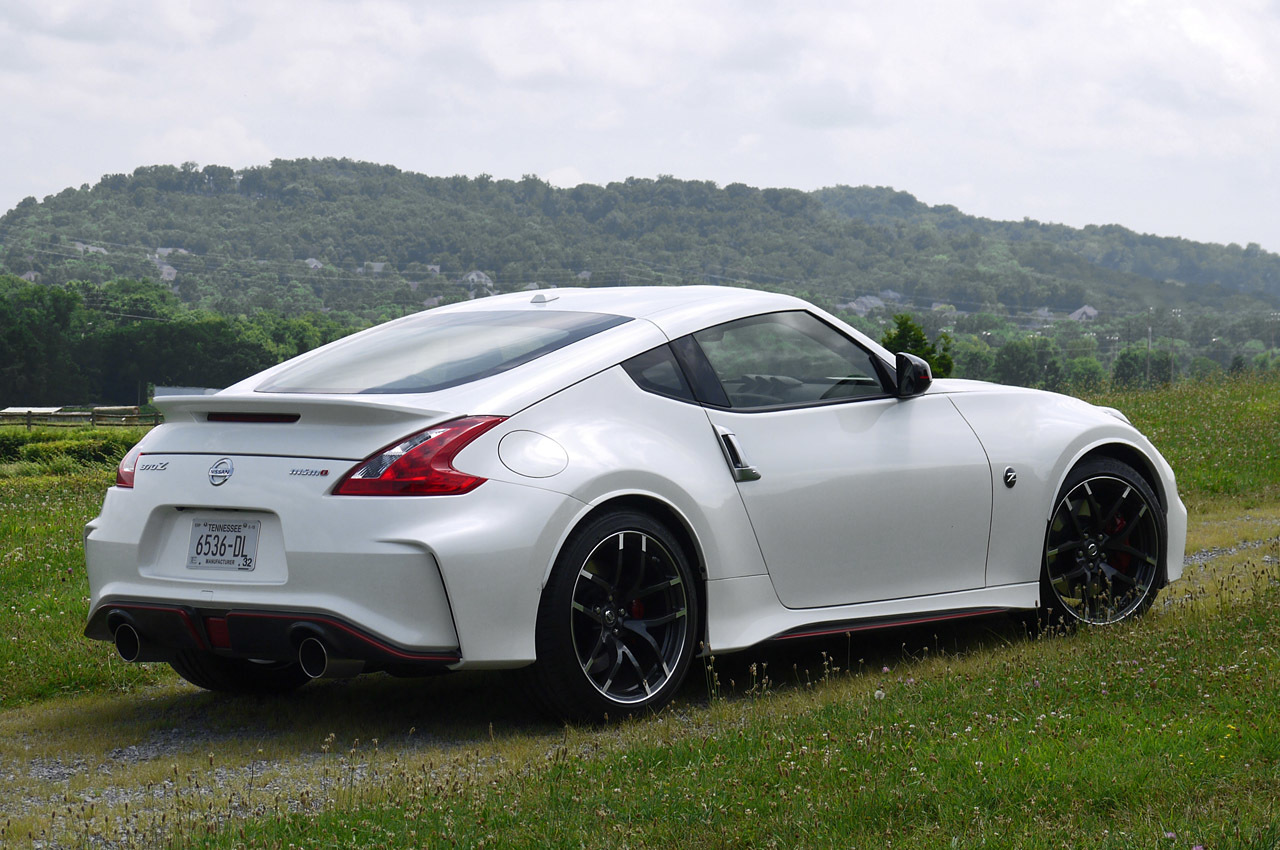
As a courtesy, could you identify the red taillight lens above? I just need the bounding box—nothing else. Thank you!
[333,416,506,496]
[116,445,143,488]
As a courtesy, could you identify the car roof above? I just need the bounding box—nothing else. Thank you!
[431,285,812,339]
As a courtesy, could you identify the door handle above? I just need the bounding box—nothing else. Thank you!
[715,426,761,482]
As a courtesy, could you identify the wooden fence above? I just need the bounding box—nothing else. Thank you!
[0,408,162,429]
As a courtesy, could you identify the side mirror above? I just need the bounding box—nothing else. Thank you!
[895,352,932,397]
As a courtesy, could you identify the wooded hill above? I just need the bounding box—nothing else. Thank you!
[2,158,1276,323]
[2,158,1279,407]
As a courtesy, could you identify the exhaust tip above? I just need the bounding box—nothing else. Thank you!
[298,636,365,679]
[113,623,143,663]
[298,636,329,679]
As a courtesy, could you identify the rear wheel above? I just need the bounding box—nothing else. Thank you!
[532,510,700,722]
[1041,458,1165,627]
[170,651,311,695]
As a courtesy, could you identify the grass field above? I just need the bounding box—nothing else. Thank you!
[0,378,1277,848]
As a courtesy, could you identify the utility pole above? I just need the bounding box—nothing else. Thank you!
[1146,309,1153,387]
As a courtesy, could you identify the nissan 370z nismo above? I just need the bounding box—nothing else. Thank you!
[84,286,1186,720]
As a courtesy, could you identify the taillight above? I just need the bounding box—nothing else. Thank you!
[116,445,143,488]
[333,416,506,496]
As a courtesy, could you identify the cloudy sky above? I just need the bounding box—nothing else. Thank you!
[2,0,1277,250]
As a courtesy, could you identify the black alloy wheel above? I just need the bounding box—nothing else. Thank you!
[533,510,699,721]
[1042,458,1165,626]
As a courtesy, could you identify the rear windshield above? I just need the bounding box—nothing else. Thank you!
[257,309,630,394]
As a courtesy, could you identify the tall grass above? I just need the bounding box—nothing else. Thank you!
[1085,374,1280,508]
[0,474,165,706]
[190,562,1280,850]
[0,380,1277,848]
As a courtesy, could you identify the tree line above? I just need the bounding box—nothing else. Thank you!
[0,275,353,406]
[4,272,1275,409]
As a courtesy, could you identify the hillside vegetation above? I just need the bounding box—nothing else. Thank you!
[4,159,1278,317]
[3,159,1279,407]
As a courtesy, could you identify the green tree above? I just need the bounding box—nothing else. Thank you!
[1064,356,1107,394]
[993,339,1038,388]
[880,314,954,377]
[1113,348,1178,388]
[951,337,994,380]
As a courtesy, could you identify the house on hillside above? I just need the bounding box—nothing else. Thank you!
[461,270,496,299]
[841,295,884,317]
[1069,305,1099,322]
[303,257,324,270]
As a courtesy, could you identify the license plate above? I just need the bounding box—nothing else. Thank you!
[187,518,261,571]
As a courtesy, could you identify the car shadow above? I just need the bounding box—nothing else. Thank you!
[52,611,1038,761]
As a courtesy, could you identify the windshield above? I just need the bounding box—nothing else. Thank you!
[258,309,630,394]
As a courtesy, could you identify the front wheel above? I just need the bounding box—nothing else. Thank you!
[532,510,700,722]
[1041,458,1166,627]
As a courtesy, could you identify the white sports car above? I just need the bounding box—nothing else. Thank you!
[84,286,1186,720]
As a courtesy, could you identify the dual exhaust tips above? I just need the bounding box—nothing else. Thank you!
[111,621,364,679]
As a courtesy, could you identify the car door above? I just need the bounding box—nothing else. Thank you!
[680,310,993,609]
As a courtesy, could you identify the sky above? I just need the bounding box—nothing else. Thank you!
[2,0,1278,251]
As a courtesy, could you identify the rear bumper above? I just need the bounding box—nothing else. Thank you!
[85,601,461,671]
[84,466,586,667]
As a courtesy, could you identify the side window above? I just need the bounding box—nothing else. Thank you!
[689,311,887,409]
[622,344,696,402]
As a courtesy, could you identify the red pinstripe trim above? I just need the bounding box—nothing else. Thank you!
[112,603,208,650]
[776,608,1008,641]
[226,611,460,662]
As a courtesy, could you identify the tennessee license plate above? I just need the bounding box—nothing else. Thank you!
[187,518,260,571]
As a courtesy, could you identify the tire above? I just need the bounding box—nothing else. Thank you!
[1040,458,1166,628]
[170,651,311,695]
[531,510,700,722]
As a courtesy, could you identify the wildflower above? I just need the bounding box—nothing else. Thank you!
[873,689,885,700]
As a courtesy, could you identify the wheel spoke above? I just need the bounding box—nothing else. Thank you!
[1107,542,1159,566]
[618,644,652,696]
[1049,563,1090,596]
[572,600,606,625]
[1099,563,1139,589]
[633,576,682,599]
[637,609,686,628]
[1105,504,1150,548]
[1062,498,1086,538]
[1082,481,1103,532]
[1046,539,1084,559]
[599,645,626,693]
[1099,486,1132,529]
[578,567,613,596]
[621,619,670,675]
[581,630,612,676]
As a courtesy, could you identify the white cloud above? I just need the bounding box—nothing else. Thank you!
[0,0,1277,250]
[137,117,273,171]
